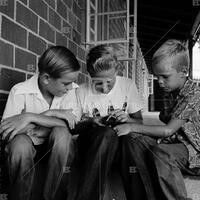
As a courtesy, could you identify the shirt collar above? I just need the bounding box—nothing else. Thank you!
[178,78,194,98]
[15,74,41,95]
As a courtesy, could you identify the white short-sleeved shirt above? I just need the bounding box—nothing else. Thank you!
[2,74,81,145]
[77,76,142,118]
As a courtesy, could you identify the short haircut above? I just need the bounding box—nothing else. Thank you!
[38,46,80,78]
[152,39,189,72]
[86,45,119,76]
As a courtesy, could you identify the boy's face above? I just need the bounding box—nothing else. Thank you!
[46,71,79,97]
[91,68,117,94]
[153,58,185,93]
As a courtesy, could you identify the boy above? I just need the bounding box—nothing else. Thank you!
[114,39,200,200]
[75,44,143,200]
[0,46,81,200]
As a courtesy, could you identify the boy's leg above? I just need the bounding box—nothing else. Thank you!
[119,133,157,200]
[43,126,75,200]
[150,143,189,200]
[75,125,118,200]
[5,134,36,200]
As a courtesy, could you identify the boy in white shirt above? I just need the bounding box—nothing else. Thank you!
[0,46,80,200]
[75,45,143,200]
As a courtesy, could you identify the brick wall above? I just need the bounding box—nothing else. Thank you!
[0,0,89,119]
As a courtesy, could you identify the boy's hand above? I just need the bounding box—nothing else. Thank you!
[111,109,130,123]
[43,109,77,129]
[113,123,132,136]
[28,126,51,138]
[0,113,31,141]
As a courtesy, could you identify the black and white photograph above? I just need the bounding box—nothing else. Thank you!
[0,0,200,200]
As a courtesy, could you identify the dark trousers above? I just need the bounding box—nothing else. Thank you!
[74,124,118,200]
[5,127,74,200]
[119,133,197,200]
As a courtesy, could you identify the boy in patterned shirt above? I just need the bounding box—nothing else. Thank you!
[114,39,200,200]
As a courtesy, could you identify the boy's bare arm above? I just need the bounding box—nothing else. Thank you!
[42,109,77,129]
[114,118,186,137]
[0,112,67,141]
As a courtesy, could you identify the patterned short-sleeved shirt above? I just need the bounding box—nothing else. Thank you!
[159,78,200,169]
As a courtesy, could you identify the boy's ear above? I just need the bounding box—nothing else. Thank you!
[180,66,188,77]
[41,73,50,84]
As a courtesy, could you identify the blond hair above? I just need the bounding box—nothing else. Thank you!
[86,45,119,76]
[152,39,189,72]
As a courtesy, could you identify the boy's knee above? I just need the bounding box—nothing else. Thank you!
[96,126,117,142]
[121,133,153,147]
[150,144,171,165]
[120,133,140,143]
[6,134,34,159]
[49,126,72,149]
[91,126,118,153]
[50,126,71,140]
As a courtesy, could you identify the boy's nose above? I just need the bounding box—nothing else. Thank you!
[102,83,109,93]
[158,77,164,85]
